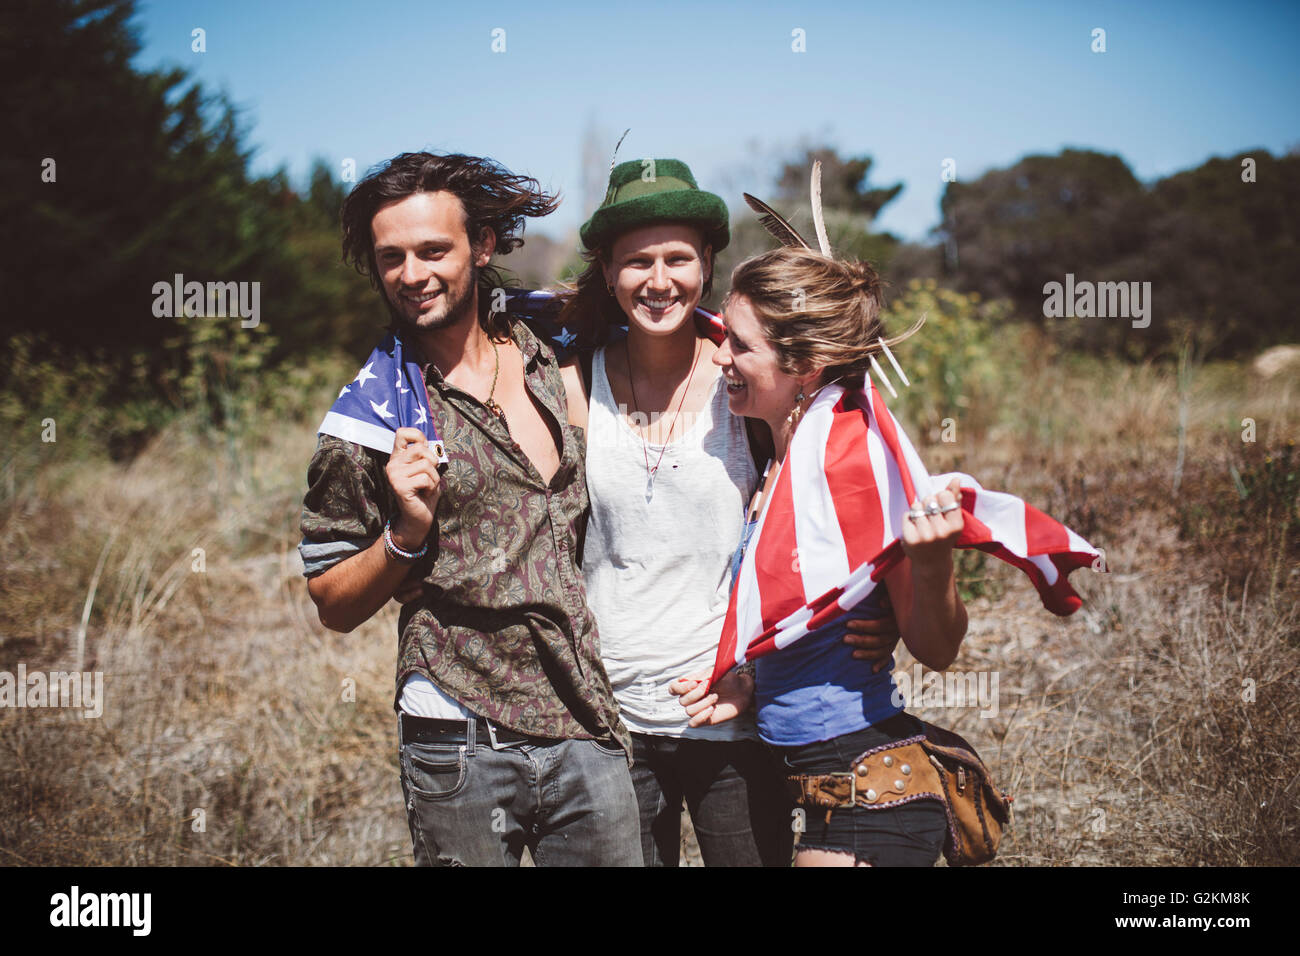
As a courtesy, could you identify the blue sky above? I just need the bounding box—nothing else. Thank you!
[132,0,1300,243]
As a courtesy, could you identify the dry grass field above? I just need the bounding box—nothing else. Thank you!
[2,331,1296,866]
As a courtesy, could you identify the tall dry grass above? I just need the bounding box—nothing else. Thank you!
[911,329,1300,866]
[1,354,411,865]
[1,332,1296,866]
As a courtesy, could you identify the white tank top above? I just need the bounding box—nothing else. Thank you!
[582,346,760,739]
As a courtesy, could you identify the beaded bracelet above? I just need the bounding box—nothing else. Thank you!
[383,520,428,562]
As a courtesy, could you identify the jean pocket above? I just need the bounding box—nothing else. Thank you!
[401,742,468,800]
[589,737,626,758]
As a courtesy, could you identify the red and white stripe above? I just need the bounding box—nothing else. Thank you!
[710,380,1101,688]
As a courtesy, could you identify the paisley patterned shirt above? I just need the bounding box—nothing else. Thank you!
[299,319,628,751]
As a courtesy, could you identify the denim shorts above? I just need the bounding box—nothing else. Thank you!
[778,713,948,866]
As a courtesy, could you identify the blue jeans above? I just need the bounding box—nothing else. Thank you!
[630,732,794,867]
[399,718,641,866]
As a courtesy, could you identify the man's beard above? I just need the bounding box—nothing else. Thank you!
[384,264,480,338]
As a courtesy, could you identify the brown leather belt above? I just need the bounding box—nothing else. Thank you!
[785,736,947,823]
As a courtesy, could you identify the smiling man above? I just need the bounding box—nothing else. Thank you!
[298,152,640,866]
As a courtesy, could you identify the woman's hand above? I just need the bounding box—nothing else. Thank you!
[887,476,969,672]
[900,476,964,572]
[670,668,754,727]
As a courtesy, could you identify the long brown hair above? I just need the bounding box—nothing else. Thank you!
[341,152,559,337]
[726,247,920,391]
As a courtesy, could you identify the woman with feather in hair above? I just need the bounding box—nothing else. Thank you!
[675,164,1083,866]
[670,230,960,866]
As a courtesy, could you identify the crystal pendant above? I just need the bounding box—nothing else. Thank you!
[645,465,658,503]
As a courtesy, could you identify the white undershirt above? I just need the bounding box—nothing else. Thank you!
[398,673,474,719]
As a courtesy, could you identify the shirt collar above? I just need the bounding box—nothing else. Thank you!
[510,317,547,368]
[412,317,548,387]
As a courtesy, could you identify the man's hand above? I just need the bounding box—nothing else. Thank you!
[844,593,901,673]
[394,579,423,604]
[386,427,442,550]
[669,668,754,728]
[306,429,442,632]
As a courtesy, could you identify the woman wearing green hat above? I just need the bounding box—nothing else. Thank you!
[555,159,896,866]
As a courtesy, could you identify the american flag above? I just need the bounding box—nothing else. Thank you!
[499,288,726,356]
[709,379,1102,688]
[318,332,448,464]
[313,291,717,462]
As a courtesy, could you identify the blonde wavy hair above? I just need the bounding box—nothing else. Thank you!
[726,247,920,391]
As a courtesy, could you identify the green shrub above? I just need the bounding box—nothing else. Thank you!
[882,280,1014,442]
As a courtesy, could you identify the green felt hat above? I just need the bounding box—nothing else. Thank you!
[580,158,730,253]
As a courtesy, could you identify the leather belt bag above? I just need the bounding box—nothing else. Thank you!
[785,720,1013,866]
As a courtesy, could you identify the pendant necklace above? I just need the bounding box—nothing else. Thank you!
[481,338,508,434]
[628,336,701,502]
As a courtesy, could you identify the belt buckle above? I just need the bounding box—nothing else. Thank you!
[826,770,858,808]
[484,719,517,750]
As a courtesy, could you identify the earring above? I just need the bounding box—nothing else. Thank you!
[786,389,807,425]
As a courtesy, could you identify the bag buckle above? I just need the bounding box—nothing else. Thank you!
[822,771,857,824]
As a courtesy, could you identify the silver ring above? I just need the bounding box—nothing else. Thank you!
[939,503,961,514]
[924,502,942,516]
[906,509,926,522]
